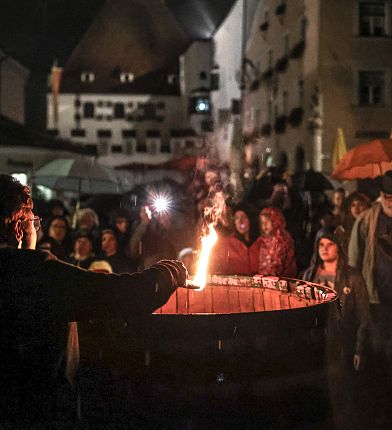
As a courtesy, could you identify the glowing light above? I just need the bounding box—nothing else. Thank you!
[148,190,172,214]
[191,224,218,291]
[152,196,169,213]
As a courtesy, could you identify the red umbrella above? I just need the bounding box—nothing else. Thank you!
[331,139,392,180]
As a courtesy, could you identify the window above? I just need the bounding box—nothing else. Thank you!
[231,99,241,114]
[190,97,210,114]
[81,72,95,83]
[97,129,112,138]
[358,71,385,104]
[71,128,86,137]
[120,72,134,83]
[199,71,207,80]
[83,102,94,119]
[146,130,161,138]
[114,103,125,119]
[144,103,156,120]
[359,1,386,36]
[161,144,171,153]
[157,102,165,109]
[136,143,147,153]
[211,72,220,90]
[111,145,123,154]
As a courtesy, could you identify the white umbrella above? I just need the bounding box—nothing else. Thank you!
[31,158,124,195]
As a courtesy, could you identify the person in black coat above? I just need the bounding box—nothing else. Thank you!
[0,174,187,425]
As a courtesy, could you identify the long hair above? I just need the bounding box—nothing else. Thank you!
[0,175,33,243]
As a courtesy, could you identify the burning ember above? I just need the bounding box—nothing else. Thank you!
[188,224,218,290]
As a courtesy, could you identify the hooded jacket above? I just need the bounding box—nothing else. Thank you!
[303,229,370,358]
[253,207,297,277]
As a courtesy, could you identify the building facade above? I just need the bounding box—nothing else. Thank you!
[243,0,392,172]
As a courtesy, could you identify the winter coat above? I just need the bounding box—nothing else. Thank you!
[348,203,381,304]
[209,235,259,275]
[254,207,297,277]
[303,259,370,358]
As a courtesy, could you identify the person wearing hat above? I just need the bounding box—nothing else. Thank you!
[303,226,370,429]
[70,229,96,269]
[349,170,392,425]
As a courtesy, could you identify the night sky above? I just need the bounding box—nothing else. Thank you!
[0,0,236,73]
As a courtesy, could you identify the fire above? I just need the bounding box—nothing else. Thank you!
[190,224,218,290]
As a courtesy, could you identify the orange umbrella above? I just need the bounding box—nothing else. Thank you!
[331,139,392,180]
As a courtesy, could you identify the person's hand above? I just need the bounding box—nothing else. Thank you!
[154,260,188,289]
[140,206,152,224]
[353,354,361,371]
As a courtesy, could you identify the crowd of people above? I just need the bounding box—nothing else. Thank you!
[2,161,392,428]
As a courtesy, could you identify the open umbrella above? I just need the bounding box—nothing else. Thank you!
[31,158,124,195]
[292,169,334,192]
[332,139,392,180]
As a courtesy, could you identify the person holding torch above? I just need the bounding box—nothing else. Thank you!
[0,174,187,424]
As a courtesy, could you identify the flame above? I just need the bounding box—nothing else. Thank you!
[191,224,218,290]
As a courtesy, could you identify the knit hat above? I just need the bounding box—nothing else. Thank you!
[315,225,345,247]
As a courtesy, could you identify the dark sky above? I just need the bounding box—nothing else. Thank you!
[0,0,236,73]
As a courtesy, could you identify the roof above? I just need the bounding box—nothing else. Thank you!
[0,115,95,155]
[0,0,236,76]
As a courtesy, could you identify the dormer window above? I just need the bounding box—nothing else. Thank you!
[81,72,95,83]
[168,74,178,85]
[120,72,134,83]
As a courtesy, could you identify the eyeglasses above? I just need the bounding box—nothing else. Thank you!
[23,216,42,231]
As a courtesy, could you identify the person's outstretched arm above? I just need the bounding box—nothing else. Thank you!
[42,256,187,322]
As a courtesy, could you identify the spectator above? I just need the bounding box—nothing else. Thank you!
[331,188,346,227]
[101,229,135,274]
[254,207,296,277]
[109,209,132,254]
[127,206,176,270]
[37,215,71,262]
[178,247,195,275]
[75,207,101,253]
[349,170,392,426]
[342,191,371,238]
[303,227,370,430]
[209,204,259,275]
[69,230,96,269]
[0,174,187,423]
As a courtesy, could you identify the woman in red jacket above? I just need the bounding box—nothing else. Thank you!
[209,204,259,275]
[254,206,297,277]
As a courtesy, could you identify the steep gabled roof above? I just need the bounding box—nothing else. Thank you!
[62,0,189,92]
